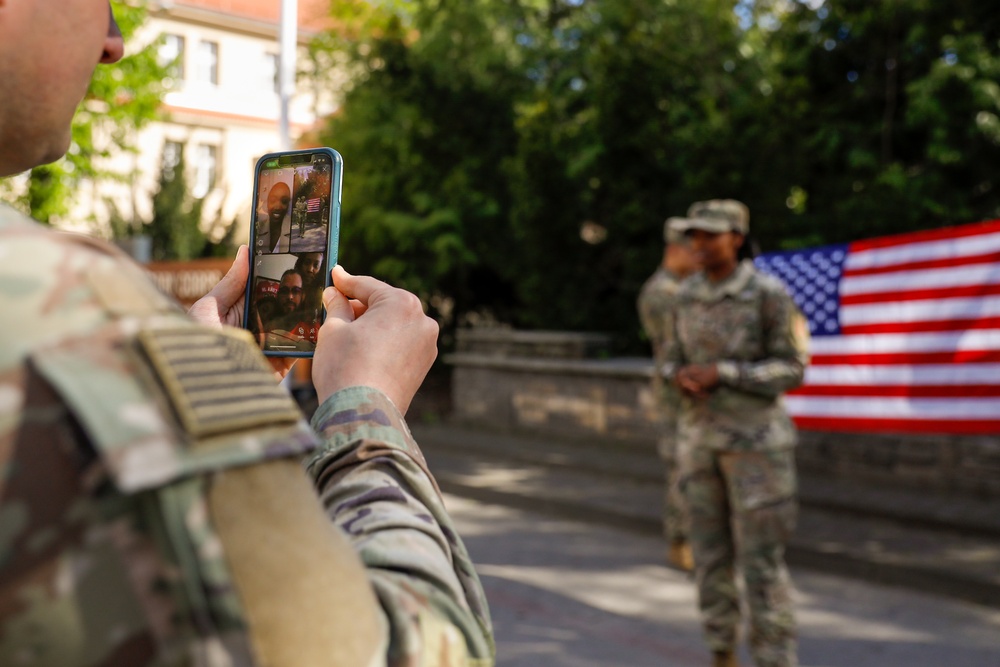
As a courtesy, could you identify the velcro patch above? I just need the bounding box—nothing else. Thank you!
[137,327,301,440]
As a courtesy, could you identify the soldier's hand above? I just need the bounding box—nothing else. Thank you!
[675,367,705,398]
[189,245,295,380]
[189,245,248,328]
[686,364,720,391]
[313,265,439,414]
[676,364,719,398]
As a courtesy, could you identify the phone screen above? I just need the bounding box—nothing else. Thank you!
[243,148,342,356]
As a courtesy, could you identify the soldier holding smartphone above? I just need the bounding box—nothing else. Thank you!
[0,3,494,666]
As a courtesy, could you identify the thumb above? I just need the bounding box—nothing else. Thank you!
[210,245,249,304]
[322,286,354,323]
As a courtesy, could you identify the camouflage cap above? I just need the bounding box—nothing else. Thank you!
[684,199,750,235]
[663,217,689,244]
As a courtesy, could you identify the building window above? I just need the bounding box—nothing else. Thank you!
[263,53,280,94]
[159,34,185,79]
[192,144,218,199]
[195,40,219,85]
[162,140,184,181]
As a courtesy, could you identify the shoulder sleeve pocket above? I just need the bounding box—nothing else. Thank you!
[31,325,318,494]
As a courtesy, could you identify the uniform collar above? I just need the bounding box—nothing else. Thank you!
[659,266,684,282]
[691,260,755,300]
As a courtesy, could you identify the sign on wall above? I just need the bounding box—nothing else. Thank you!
[146,258,233,309]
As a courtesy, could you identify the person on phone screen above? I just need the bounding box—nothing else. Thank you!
[262,269,315,349]
[295,251,325,316]
[662,200,809,667]
[0,4,494,666]
[257,181,291,252]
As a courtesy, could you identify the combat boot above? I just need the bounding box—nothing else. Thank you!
[667,539,694,572]
[712,650,738,667]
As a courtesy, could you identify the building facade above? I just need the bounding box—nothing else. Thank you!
[80,0,342,245]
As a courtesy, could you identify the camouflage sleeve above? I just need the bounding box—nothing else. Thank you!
[637,285,665,356]
[659,302,684,383]
[638,278,678,360]
[716,284,809,397]
[305,387,495,667]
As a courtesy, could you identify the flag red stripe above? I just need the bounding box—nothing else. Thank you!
[841,316,1000,336]
[810,349,1000,366]
[760,221,1000,436]
[794,416,1000,435]
[789,384,1000,398]
[848,219,1000,252]
[842,250,1000,278]
[840,282,1000,306]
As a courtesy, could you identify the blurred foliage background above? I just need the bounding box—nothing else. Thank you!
[6,0,1000,349]
[318,0,1000,349]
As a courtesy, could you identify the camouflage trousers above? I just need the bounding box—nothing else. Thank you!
[656,434,688,544]
[679,446,798,667]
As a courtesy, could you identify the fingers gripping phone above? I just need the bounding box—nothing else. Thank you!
[242,148,342,357]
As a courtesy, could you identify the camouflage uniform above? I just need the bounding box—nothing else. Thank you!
[0,205,494,667]
[637,267,687,545]
[664,259,808,667]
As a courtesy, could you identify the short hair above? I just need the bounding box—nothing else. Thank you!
[280,269,302,283]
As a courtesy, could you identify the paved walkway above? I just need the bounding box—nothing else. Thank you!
[412,422,1000,609]
[447,494,1000,667]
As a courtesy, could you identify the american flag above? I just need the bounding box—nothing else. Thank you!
[754,219,1000,435]
[306,197,322,213]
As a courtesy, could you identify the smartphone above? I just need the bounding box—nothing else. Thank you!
[242,148,342,357]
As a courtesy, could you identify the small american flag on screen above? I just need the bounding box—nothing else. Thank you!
[754,219,1000,435]
[306,198,322,213]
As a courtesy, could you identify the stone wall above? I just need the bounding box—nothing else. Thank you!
[449,356,663,443]
[447,328,660,442]
[446,329,1000,499]
[796,430,1000,498]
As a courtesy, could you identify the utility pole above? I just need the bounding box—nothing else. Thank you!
[279,0,298,150]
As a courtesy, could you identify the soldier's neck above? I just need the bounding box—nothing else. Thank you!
[705,259,739,283]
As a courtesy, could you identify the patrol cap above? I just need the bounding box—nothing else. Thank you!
[663,217,688,244]
[683,199,750,235]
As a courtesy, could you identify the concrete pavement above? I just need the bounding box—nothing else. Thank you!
[412,422,1000,609]
[446,493,1000,667]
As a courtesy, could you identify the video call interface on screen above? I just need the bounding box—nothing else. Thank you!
[248,152,333,354]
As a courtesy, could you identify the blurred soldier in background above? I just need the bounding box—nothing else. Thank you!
[637,217,700,571]
[0,3,493,666]
[663,200,809,667]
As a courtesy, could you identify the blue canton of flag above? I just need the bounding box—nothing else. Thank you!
[754,244,849,337]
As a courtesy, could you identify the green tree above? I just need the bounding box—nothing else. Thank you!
[314,0,791,344]
[146,146,207,261]
[311,0,1000,349]
[318,0,531,326]
[762,0,1000,247]
[505,0,786,336]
